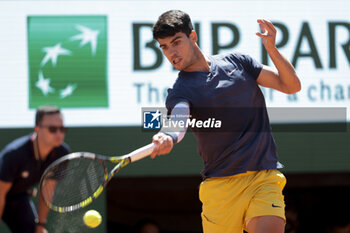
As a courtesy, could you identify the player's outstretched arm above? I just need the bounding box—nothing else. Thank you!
[151,102,190,158]
[35,192,50,233]
[256,19,301,94]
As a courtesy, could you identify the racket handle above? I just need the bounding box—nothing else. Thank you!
[128,143,155,162]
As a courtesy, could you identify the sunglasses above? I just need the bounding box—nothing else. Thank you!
[40,125,68,133]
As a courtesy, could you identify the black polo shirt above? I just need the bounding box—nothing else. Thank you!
[0,134,70,197]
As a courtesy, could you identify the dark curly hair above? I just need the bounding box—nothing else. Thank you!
[152,10,193,40]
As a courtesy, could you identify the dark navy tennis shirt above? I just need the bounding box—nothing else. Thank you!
[166,52,281,178]
[0,134,70,197]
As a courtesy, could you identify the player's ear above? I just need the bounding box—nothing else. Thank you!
[34,125,39,133]
[189,30,197,43]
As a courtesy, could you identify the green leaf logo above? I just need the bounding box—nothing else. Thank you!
[27,16,108,108]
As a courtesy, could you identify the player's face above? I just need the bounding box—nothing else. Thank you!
[36,113,66,148]
[157,31,198,71]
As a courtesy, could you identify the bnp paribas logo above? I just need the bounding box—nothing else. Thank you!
[27,16,108,108]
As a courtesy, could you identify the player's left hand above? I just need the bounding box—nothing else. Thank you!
[256,19,277,51]
[35,225,48,233]
[151,132,173,158]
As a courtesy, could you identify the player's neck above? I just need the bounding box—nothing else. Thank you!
[183,47,210,72]
[36,137,54,161]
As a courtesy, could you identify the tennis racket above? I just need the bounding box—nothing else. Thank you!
[39,143,155,213]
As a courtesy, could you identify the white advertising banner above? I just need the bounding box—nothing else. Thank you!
[0,0,349,127]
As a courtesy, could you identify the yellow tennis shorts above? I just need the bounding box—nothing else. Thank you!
[199,169,286,233]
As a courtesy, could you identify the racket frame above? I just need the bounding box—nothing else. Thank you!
[39,143,154,213]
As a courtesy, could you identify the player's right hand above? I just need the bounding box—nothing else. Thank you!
[151,132,174,158]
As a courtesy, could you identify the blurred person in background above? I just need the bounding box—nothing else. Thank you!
[0,105,70,233]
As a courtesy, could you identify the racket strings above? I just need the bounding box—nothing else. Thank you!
[41,157,106,208]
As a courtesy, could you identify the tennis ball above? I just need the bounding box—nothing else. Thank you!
[83,210,102,228]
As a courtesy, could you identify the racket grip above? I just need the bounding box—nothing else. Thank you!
[128,143,155,162]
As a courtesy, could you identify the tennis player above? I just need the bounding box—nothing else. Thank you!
[150,10,301,233]
[0,105,70,233]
